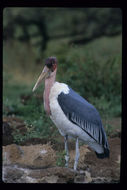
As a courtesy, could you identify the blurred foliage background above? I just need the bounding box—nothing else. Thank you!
[3,8,122,144]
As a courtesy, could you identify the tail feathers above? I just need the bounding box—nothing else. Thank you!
[95,148,110,159]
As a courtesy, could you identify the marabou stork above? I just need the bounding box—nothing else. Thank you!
[32,57,109,170]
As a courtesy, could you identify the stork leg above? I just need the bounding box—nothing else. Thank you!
[64,135,69,168]
[74,137,80,170]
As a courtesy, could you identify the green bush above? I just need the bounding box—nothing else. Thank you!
[51,40,121,118]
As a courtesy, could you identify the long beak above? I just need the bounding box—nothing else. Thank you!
[32,66,49,92]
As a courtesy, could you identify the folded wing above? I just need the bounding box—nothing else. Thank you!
[57,86,109,151]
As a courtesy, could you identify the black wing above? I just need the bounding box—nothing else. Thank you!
[57,86,109,151]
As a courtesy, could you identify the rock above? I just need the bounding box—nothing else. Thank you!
[3,165,24,183]
[28,167,75,183]
[74,174,85,183]
[41,175,59,183]
[3,165,39,183]
[4,164,115,183]
[3,144,22,165]
[91,176,119,183]
[74,170,92,183]
[3,166,76,183]
[2,136,121,183]
[84,171,92,183]
[3,143,56,168]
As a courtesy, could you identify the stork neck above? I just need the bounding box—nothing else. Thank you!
[44,69,57,115]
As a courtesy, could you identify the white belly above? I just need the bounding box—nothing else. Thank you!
[49,82,94,141]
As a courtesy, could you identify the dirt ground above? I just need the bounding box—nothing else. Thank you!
[85,137,120,179]
[2,116,121,183]
[52,136,121,182]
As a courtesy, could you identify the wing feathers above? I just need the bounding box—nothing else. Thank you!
[57,87,109,150]
[70,112,102,144]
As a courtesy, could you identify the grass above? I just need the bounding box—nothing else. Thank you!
[56,150,66,167]
[3,80,56,143]
[3,34,122,143]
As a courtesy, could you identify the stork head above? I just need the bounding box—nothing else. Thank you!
[32,57,57,92]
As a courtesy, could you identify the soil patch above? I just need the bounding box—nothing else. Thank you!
[85,137,120,181]
[2,116,121,183]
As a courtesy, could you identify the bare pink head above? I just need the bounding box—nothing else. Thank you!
[32,57,58,115]
[32,57,57,92]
